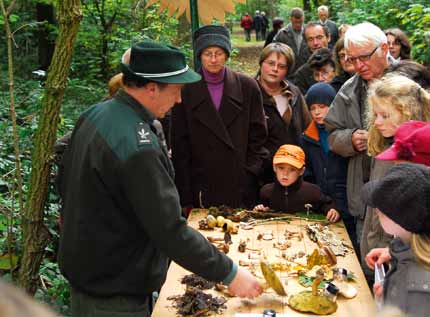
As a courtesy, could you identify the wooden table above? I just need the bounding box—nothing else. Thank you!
[152,210,376,316]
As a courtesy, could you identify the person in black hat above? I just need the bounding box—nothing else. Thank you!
[362,163,430,316]
[171,25,267,211]
[58,41,263,316]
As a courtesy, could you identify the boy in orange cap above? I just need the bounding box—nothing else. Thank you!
[255,144,340,222]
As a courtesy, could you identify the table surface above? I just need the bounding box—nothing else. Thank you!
[152,210,376,317]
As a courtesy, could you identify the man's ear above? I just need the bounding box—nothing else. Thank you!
[381,42,389,56]
[145,82,158,97]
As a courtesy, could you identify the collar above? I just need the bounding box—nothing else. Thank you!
[303,121,320,142]
[190,67,243,108]
[202,67,225,84]
[116,89,155,124]
[389,237,414,263]
[258,79,294,106]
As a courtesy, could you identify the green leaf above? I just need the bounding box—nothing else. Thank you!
[0,254,19,270]
[9,14,20,23]
[298,274,325,288]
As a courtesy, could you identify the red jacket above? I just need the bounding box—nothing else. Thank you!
[240,15,253,30]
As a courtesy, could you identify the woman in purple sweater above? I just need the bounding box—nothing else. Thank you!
[171,25,268,212]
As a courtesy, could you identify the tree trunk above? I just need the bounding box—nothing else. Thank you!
[101,31,109,79]
[36,2,56,70]
[303,0,313,12]
[18,0,82,295]
[175,14,191,47]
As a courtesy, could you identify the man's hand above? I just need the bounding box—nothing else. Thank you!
[227,267,263,298]
[352,129,368,152]
[326,209,340,223]
[365,247,391,269]
[253,204,269,212]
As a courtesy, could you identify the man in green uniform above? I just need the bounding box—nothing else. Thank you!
[58,42,262,316]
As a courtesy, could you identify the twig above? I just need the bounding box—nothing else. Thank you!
[40,275,48,290]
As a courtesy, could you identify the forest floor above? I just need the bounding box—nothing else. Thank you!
[229,24,264,77]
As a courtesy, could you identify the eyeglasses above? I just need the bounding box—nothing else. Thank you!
[387,40,401,46]
[313,66,335,81]
[346,46,379,64]
[263,60,288,71]
[201,51,225,59]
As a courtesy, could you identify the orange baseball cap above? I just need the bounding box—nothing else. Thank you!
[273,144,306,169]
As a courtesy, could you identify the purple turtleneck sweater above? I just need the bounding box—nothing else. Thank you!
[202,67,225,111]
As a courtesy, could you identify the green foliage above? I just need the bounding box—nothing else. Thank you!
[329,0,430,64]
[397,4,430,65]
[35,260,71,316]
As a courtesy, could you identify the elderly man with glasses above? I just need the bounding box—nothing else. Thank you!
[324,22,393,260]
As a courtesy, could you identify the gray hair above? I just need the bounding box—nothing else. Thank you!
[318,5,329,13]
[344,22,387,53]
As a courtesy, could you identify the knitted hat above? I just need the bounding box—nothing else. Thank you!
[273,144,306,169]
[376,121,430,166]
[361,163,430,234]
[193,25,231,59]
[305,82,336,108]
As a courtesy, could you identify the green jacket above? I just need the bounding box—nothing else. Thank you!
[58,90,234,297]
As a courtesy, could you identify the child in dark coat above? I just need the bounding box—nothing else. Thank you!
[362,163,430,316]
[301,83,355,243]
[255,144,340,222]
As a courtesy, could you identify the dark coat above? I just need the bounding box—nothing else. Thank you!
[58,91,233,297]
[253,15,264,31]
[261,15,269,30]
[264,29,277,47]
[324,20,339,49]
[292,62,317,95]
[273,24,311,74]
[258,80,312,183]
[330,72,351,92]
[301,121,328,193]
[259,177,336,214]
[171,67,267,209]
[301,121,348,212]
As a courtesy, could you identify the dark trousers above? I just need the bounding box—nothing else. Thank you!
[244,29,251,41]
[71,288,151,317]
[255,29,262,41]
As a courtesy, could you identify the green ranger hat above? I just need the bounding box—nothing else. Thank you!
[120,41,201,84]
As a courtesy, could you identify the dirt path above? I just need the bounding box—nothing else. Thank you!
[229,26,264,77]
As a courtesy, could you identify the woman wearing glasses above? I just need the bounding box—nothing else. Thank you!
[171,25,267,211]
[256,42,312,183]
[384,28,411,61]
[331,37,356,92]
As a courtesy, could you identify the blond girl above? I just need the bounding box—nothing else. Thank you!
[360,74,430,283]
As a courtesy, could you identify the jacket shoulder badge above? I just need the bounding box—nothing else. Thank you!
[136,122,154,146]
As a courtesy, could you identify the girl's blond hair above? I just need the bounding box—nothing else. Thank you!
[367,73,430,156]
[411,233,430,269]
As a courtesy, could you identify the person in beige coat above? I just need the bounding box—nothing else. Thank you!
[324,22,392,250]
